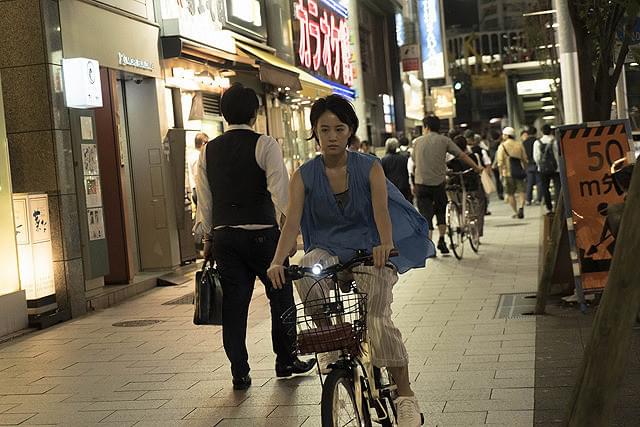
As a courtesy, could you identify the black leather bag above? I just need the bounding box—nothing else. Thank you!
[193,261,223,325]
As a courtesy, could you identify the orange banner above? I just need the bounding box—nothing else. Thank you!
[559,122,632,290]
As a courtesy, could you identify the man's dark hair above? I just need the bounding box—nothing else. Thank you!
[220,83,259,125]
[463,129,474,140]
[399,136,409,147]
[527,125,537,135]
[453,135,467,151]
[542,124,553,135]
[423,115,441,132]
[309,94,359,145]
[520,129,529,137]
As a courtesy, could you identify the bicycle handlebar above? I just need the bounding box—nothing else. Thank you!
[285,249,399,281]
[447,168,476,176]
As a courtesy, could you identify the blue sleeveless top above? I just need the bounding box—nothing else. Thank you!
[299,151,434,274]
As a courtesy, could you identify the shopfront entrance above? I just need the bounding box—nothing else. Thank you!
[93,68,142,284]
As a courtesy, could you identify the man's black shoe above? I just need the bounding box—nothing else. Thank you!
[437,238,450,255]
[275,358,317,377]
[232,375,251,390]
[517,208,524,219]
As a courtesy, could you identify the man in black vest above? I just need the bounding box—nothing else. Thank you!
[195,84,315,390]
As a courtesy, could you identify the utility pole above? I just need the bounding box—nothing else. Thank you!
[554,0,582,124]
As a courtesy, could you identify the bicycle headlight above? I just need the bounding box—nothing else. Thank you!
[311,263,323,275]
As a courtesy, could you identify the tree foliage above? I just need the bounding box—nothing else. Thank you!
[567,0,640,121]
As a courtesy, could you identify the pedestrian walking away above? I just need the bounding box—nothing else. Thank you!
[194,83,315,391]
[496,126,528,219]
[267,94,434,426]
[534,124,562,214]
[188,132,208,206]
[381,137,413,202]
[412,115,483,255]
[521,126,542,206]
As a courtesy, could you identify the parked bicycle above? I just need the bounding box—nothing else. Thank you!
[282,249,424,427]
[445,169,481,259]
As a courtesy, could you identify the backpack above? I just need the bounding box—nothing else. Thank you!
[539,140,558,175]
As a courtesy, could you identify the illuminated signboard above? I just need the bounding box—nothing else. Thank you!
[418,0,445,79]
[224,0,267,40]
[292,0,354,92]
[159,0,235,53]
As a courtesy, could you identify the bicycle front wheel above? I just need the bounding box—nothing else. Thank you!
[447,202,464,260]
[321,369,366,427]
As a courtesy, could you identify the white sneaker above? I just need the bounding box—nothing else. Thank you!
[395,396,423,427]
[317,351,340,375]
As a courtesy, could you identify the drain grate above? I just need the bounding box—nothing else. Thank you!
[162,293,194,305]
[112,319,163,327]
[494,293,537,319]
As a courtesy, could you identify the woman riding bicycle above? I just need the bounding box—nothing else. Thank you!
[267,95,433,427]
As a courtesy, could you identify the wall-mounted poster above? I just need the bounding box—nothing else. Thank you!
[87,208,105,241]
[80,116,94,140]
[13,198,29,245]
[29,196,50,243]
[84,176,102,208]
[81,143,99,175]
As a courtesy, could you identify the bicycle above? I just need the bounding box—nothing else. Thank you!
[445,169,481,259]
[282,250,424,427]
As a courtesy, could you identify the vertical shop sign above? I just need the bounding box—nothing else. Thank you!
[417,0,445,79]
[292,0,354,87]
[400,44,420,72]
[558,121,633,291]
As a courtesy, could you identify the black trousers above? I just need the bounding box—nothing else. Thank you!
[212,226,296,378]
[415,183,447,231]
[540,172,561,212]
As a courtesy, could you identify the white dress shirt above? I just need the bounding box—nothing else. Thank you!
[193,124,289,238]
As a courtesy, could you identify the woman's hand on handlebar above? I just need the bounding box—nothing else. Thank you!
[267,264,286,289]
[372,243,395,269]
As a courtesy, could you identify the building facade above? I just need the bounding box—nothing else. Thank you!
[0,0,176,332]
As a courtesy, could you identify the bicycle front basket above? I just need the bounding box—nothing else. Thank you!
[283,292,367,356]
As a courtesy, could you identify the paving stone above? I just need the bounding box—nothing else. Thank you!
[0,413,36,425]
[445,395,534,412]
[100,408,194,422]
[21,410,112,424]
[424,411,487,426]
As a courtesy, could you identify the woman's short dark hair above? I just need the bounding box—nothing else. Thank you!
[309,95,359,145]
[220,83,259,125]
[423,115,441,132]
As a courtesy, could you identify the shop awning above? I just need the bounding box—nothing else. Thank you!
[236,42,332,99]
[161,36,257,72]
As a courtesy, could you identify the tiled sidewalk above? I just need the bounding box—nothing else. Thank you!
[0,197,541,426]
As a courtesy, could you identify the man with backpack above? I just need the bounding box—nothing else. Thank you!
[521,127,542,206]
[496,127,528,219]
[534,124,561,214]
